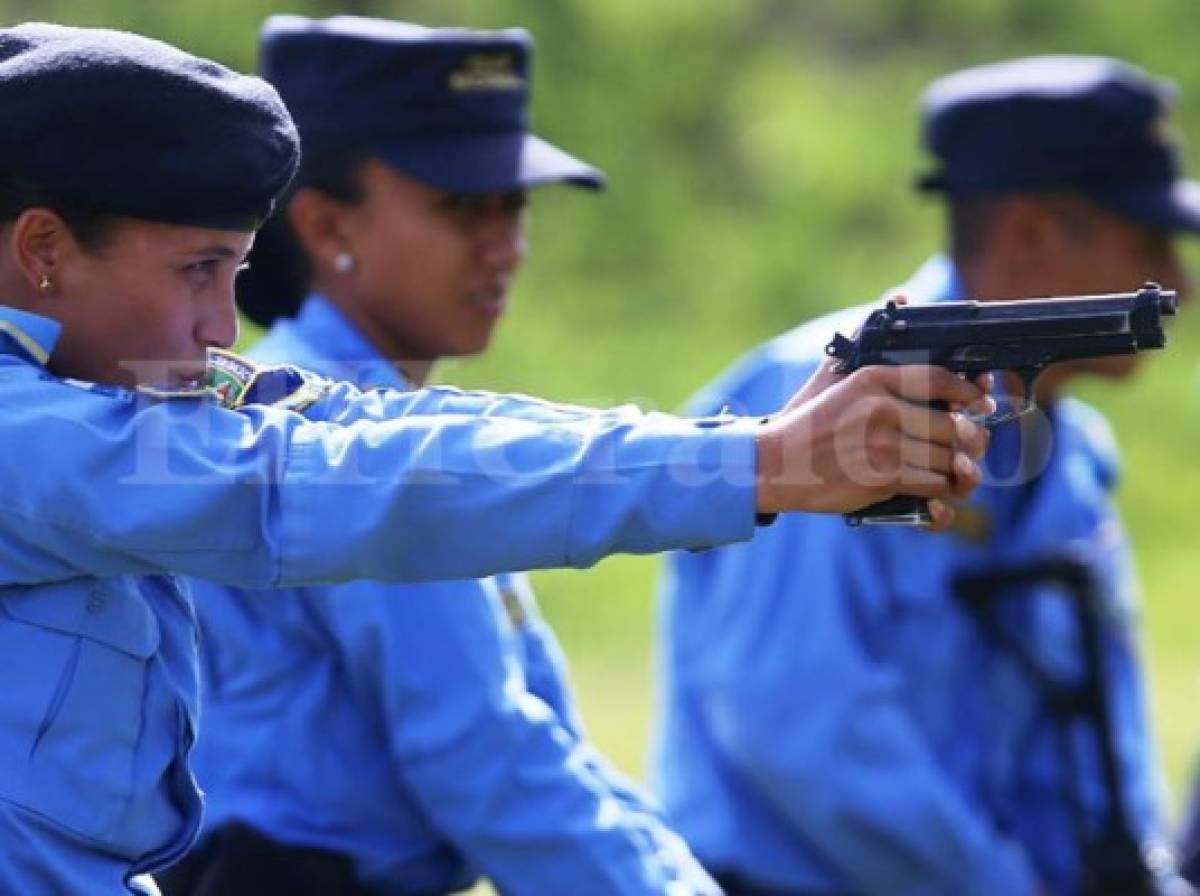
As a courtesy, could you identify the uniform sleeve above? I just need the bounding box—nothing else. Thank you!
[304,379,639,427]
[493,573,585,734]
[318,580,721,896]
[496,577,719,892]
[0,368,757,587]
[661,513,1041,896]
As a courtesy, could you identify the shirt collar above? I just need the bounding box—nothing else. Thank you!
[292,294,410,390]
[0,306,62,367]
[892,253,968,304]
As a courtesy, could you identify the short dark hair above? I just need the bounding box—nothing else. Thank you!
[236,146,369,328]
[0,174,117,251]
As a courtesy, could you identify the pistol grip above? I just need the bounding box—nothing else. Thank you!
[845,396,947,526]
[845,495,933,526]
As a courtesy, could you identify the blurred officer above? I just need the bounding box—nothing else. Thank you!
[162,16,719,896]
[1181,779,1200,884]
[0,20,990,895]
[654,56,1195,896]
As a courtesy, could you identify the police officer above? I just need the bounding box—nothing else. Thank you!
[654,56,1194,896]
[0,21,990,895]
[163,16,718,896]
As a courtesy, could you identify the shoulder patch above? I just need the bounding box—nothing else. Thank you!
[132,349,330,411]
[207,348,259,408]
[206,348,330,412]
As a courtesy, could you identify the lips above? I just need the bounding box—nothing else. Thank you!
[468,284,509,320]
[163,362,209,389]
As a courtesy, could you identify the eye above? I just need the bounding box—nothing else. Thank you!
[441,193,487,217]
[502,190,529,215]
[438,190,528,223]
[185,259,219,276]
[180,257,227,289]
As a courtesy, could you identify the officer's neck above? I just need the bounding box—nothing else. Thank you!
[397,359,434,388]
[314,283,436,387]
[0,261,42,316]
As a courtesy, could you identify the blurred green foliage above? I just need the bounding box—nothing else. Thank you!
[8,0,1200,862]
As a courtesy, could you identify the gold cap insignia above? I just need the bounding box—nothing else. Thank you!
[448,53,525,92]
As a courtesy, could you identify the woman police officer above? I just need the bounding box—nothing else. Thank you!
[0,21,987,894]
[168,16,720,896]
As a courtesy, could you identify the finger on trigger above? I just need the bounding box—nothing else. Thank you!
[953,414,989,460]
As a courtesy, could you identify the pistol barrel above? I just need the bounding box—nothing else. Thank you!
[829,282,1177,374]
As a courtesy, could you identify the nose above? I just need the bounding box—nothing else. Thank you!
[196,282,240,351]
[1159,247,1193,305]
[1170,265,1194,305]
[475,206,527,277]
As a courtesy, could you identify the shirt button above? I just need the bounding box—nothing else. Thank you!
[86,591,106,614]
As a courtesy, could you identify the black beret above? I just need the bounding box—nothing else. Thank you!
[0,22,300,230]
[918,55,1200,233]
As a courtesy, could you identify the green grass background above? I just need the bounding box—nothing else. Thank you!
[4,0,1199,886]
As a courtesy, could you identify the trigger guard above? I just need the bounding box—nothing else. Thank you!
[964,367,1039,427]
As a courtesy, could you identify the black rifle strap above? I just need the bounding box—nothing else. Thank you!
[955,557,1152,893]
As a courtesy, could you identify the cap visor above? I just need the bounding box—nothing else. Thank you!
[1095,180,1200,234]
[375,132,604,193]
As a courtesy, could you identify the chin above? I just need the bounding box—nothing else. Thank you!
[1091,357,1141,380]
[456,330,498,357]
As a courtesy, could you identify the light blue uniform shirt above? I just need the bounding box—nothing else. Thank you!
[653,256,1162,896]
[190,295,720,895]
[0,304,758,893]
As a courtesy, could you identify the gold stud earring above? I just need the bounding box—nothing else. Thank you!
[38,273,52,292]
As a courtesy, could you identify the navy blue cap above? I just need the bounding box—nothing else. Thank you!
[259,15,604,193]
[0,23,299,231]
[918,55,1200,233]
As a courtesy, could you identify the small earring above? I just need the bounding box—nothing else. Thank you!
[38,273,52,292]
[333,252,356,274]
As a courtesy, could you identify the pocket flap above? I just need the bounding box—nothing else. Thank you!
[0,576,160,658]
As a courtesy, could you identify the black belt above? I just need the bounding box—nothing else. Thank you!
[156,822,370,896]
[713,871,839,896]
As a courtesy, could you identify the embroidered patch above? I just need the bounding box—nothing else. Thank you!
[206,348,259,408]
[122,349,329,411]
[204,348,330,412]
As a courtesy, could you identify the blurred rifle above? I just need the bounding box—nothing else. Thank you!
[955,555,1194,896]
[827,282,1177,525]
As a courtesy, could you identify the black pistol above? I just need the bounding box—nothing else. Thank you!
[826,282,1178,526]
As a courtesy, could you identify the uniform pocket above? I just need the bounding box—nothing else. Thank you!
[0,576,159,841]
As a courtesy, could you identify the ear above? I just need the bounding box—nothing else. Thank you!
[287,188,357,274]
[10,208,76,295]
